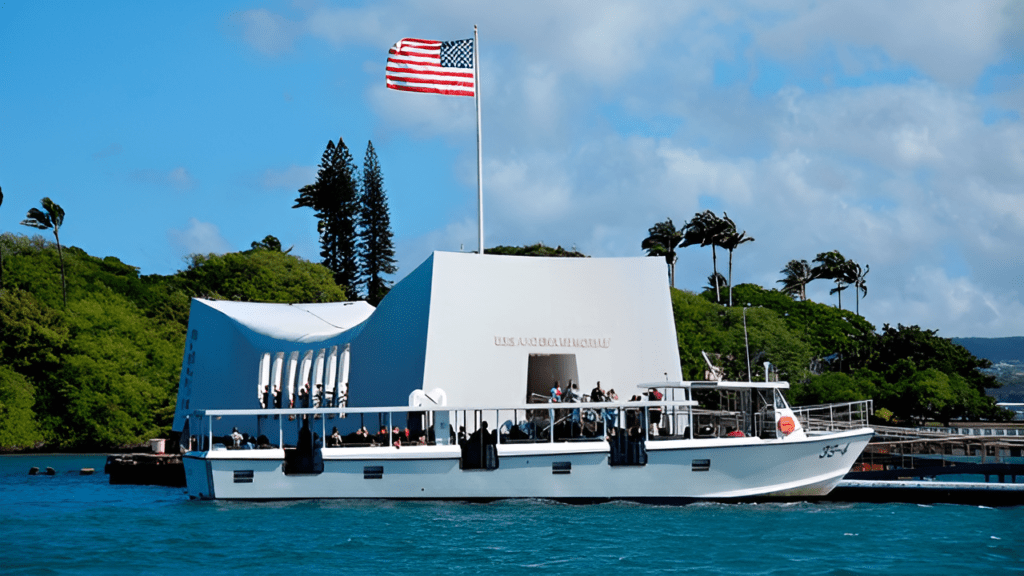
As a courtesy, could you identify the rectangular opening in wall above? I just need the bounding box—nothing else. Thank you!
[233,470,254,483]
[364,465,384,479]
[526,354,579,403]
[692,459,711,472]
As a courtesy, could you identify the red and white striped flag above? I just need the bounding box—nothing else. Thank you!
[386,37,475,97]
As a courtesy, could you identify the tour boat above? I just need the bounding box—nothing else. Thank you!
[182,381,873,502]
[175,252,873,502]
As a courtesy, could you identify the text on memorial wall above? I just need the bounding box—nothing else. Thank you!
[493,336,611,348]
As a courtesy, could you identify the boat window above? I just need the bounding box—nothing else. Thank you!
[774,388,789,410]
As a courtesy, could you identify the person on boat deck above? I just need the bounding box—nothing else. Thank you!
[392,425,402,447]
[457,426,468,444]
[607,388,618,401]
[330,427,342,447]
[469,421,493,444]
[376,426,388,446]
[550,381,562,402]
[590,382,605,402]
[231,427,243,448]
[564,382,579,402]
[241,433,255,449]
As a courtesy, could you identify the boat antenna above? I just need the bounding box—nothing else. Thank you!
[743,305,752,382]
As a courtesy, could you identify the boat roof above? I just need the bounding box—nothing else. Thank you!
[192,399,698,418]
[638,380,790,390]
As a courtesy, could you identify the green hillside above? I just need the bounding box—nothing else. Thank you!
[0,233,345,450]
[0,234,1011,450]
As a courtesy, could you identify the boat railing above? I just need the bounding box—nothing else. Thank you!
[792,399,873,432]
[185,399,698,452]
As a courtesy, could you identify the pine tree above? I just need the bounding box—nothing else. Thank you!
[358,141,397,306]
[294,138,361,297]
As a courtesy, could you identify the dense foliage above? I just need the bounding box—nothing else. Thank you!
[0,233,346,450]
[485,243,588,258]
[674,283,1009,425]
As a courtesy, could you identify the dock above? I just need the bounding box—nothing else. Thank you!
[105,453,186,487]
[827,479,1024,506]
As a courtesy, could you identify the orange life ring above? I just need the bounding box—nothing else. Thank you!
[777,416,796,434]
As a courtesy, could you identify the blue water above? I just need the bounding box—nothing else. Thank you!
[2,455,1022,575]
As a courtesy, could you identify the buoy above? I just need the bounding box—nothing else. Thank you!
[777,416,796,435]
[45,467,56,475]
[80,468,95,475]
[28,467,39,475]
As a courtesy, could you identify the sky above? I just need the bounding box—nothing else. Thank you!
[1,1,1022,338]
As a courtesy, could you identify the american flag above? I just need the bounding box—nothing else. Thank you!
[386,37,475,97]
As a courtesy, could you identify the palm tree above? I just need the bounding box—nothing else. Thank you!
[21,197,67,307]
[719,212,754,306]
[704,272,728,294]
[850,262,869,315]
[641,218,684,287]
[682,210,730,303]
[812,250,850,310]
[778,259,813,301]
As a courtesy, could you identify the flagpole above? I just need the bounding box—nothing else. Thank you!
[474,25,484,255]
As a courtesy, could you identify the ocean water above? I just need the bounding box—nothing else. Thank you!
[1,455,1021,575]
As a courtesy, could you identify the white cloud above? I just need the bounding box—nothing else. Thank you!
[868,265,1024,337]
[754,0,1014,85]
[223,1,1024,336]
[167,218,231,258]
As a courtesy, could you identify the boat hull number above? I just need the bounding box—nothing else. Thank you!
[819,443,850,458]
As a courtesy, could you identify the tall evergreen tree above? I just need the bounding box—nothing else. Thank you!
[294,138,361,296]
[358,141,397,306]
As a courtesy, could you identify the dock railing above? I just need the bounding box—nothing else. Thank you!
[793,399,873,433]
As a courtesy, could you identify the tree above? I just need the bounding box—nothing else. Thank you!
[250,235,292,254]
[486,243,588,257]
[811,250,851,310]
[719,213,754,306]
[294,138,361,296]
[682,210,731,304]
[641,218,684,287]
[21,197,67,307]
[778,259,813,301]
[704,272,728,294]
[850,262,869,315]
[358,141,397,307]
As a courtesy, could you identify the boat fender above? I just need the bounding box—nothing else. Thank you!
[777,416,796,435]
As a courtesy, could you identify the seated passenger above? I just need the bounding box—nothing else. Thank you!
[330,427,343,447]
[231,427,243,448]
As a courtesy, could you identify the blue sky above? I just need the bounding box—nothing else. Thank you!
[2,1,1022,338]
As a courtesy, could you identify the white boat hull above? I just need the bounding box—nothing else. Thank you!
[184,428,873,502]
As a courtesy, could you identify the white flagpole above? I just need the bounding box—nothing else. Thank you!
[474,25,484,255]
